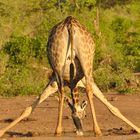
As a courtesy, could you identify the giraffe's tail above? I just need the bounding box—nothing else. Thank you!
[63,16,75,92]
[69,21,74,93]
[68,21,74,93]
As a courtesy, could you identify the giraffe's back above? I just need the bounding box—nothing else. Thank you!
[47,16,95,85]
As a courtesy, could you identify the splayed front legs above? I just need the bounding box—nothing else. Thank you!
[79,78,140,134]
[0,79,84,137]
[0,79,58,137]
[1,77,139,138]
[91,82,140,133]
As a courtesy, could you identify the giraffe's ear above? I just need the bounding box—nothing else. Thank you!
[80,100,87,110]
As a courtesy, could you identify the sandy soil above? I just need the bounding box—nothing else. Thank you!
[0,93,140,140]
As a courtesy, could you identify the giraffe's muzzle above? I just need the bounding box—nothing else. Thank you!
[72,113,83,136]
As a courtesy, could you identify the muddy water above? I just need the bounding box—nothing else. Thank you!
[1,94,140,140]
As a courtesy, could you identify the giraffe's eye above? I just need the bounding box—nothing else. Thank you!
[80,100,87,110]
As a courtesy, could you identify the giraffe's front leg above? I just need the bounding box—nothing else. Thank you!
[0,79,58,138]
[85,79,102,136]
[91,82,140,134]
[79,78,140,134]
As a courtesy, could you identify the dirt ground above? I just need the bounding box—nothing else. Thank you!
[0,93,140,140]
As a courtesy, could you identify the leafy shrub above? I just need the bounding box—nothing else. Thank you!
[0,35,48,96]
[3,36,46,67]
[0,0,140,96]
[0,66,48,97]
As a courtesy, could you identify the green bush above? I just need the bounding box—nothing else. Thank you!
[0,35,49,96]
[93,2,140,93]
[0,66,48,97]
[0,0,140,96]
[3,36,46,66]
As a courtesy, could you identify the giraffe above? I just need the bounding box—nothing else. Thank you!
[0,16,140,137]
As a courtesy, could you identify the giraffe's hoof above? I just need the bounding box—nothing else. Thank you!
[94,127,102,136]
[76,130,84,136]
[54,132,62,136]
[54,129,62,136]
[95,130,102,136]
[95,132,102,137]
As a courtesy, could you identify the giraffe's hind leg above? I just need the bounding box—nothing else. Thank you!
[85,77,102,136]
[77,54,102,136]
[0,79,58,137]
[55,86,65,136]
[54,73,65,136]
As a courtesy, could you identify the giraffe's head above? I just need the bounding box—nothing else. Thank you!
[64,96,87,136]
[72,100,87,136]
[65,97,87,119]
[74,100,87,119]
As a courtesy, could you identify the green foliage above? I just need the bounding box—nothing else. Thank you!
[3,36,46,66]
[93,1,140,93]
[77,0,96,9]
[0,66,48,97]
[0,35,48,96]
[0,0,140,96]
[110,16,140,71]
